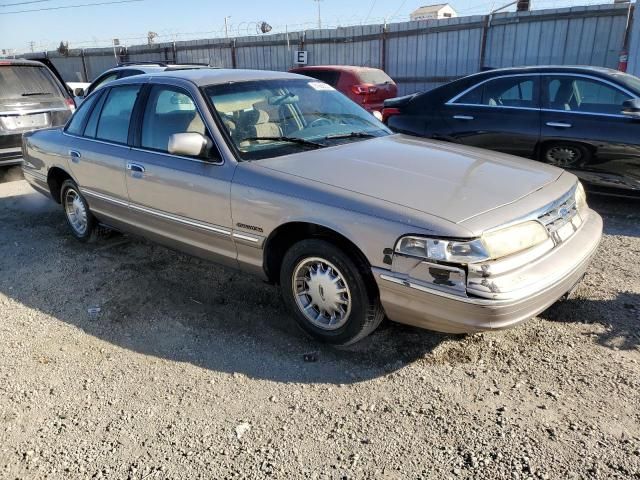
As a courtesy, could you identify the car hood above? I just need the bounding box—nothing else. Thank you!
[255,134,563,224]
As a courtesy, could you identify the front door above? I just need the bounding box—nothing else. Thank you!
[540,74,640,193]
[442,74,541,158]
[124,83,237,264]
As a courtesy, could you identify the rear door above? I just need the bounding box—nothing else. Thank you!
[123,82,237,264]
[65,83,142,223]
[442,74,541,158]
[540,73,640,192]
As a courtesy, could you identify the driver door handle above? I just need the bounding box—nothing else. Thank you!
[69,150,81,163]
[453,115,474,120]
[546,122,572,128]
[126,163,145,173]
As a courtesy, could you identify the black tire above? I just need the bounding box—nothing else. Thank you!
[60,179,98,242]
[280,239,384,346]
[540,142,590,168]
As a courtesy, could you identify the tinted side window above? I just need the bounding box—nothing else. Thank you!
[456,76,536,108]
[95,85,141,144]
[140,85,211,157]
[65,90,101,135]
[88,72,118,94]
[544,76,631,115]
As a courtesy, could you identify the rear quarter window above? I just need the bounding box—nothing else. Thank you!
[65,90,102,135]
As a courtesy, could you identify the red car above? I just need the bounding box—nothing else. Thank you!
[289,65,397,113]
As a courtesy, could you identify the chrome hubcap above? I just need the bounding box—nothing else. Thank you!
[292,257,351,330]
[64,189,88,235]
[546,146,579,167]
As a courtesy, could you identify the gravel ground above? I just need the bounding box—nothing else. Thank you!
[0,172,639,480]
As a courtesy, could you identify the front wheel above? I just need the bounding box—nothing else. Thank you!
[60,179,98,242]
[280,239,384,346]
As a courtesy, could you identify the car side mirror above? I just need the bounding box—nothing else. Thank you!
[168,132,214,159]
[74,87,85,97]
[622,98,640,118]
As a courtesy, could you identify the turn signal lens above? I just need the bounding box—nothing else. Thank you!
[575,182,588,217]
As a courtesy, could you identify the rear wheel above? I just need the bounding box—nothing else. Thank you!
[61,179,98,242]
[280,239,384,346]
[541,142,589,168]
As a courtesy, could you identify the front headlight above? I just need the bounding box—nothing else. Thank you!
[575,182,588,216]
[396,221,550,264]
[481,221,549,260]
[396,236,490,263]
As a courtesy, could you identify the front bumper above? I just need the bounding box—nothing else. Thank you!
[373,210,603,334]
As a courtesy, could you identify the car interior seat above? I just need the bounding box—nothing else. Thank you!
[238,108,282,144]
[551,81,577,111]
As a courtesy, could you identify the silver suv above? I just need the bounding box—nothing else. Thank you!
[21,69,603,345]
[1,59,75,166]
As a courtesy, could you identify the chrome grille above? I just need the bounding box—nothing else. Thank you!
[537,188,582,244]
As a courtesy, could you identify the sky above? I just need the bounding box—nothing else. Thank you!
[0,0,614,53]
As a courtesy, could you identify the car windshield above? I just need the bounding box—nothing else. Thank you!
[609,71,640,96]
[204,78,391,160]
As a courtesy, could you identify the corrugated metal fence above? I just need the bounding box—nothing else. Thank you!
[25,3,636,96]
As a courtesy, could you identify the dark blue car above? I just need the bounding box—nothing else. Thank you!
[383,66,640,197]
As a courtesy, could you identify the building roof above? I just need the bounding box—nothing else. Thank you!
[411,3,451,15]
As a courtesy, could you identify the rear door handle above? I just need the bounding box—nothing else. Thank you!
[546,122,572,128]
[69,150,81,163]
[126,163,145,173]
[453,115,474,120]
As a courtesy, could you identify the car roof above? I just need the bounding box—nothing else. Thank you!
[113,68,310,87]
[469,65,621,79]
[291,65,384,73]
[100,64,209,75]
[0,58,50,67]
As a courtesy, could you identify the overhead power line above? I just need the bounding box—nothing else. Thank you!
[0,0,144,14]
[0,0,53,7]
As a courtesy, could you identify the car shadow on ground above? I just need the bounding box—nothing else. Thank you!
[0,187,455,384]
[0,184,637,385]
[588,193,640,238]
[541,291,640,351]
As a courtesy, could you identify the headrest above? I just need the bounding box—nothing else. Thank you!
[254,109,270,124]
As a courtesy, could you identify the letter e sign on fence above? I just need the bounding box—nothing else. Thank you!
[295,50,308,65]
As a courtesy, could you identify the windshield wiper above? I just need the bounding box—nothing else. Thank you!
[323,131,377,140]
[21,92,52,96]
[242,136,324,149]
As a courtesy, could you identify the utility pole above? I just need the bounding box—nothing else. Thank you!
[224,16,231,39]
[28,41,35,52]
[313,0,323,29]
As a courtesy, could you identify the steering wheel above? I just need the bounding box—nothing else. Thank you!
[309,117,332,128]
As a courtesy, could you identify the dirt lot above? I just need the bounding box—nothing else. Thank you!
[0,170,639,479]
